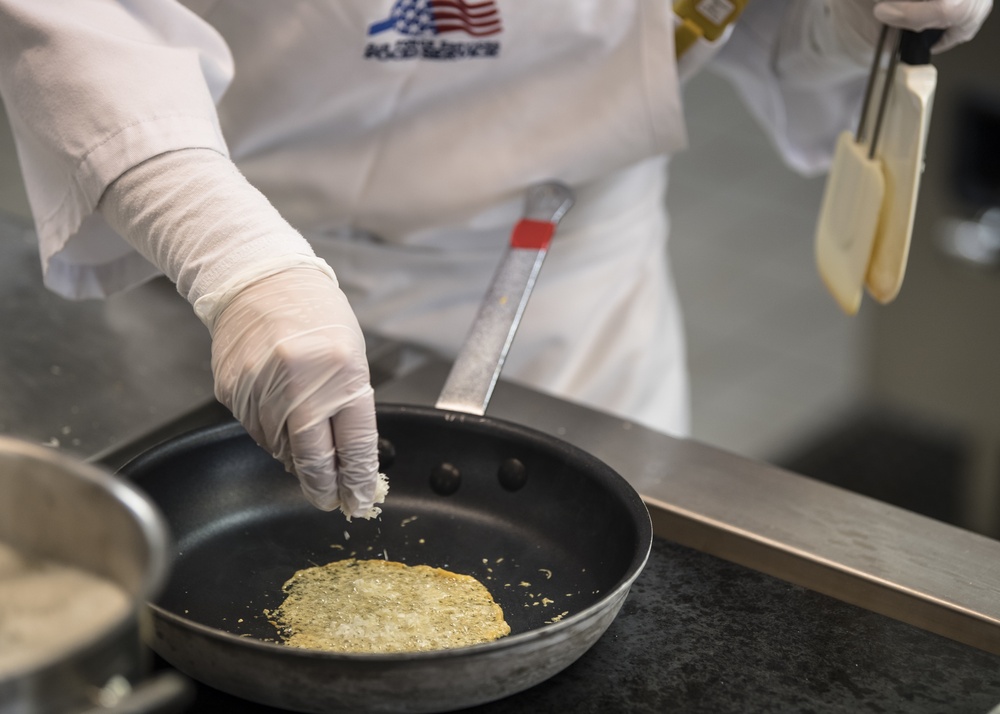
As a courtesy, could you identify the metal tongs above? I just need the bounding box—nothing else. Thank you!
[856,24,904,162]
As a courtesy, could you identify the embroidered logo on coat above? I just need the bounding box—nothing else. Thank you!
[365,0,502,61]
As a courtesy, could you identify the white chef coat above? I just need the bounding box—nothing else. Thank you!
[0,0,866,435]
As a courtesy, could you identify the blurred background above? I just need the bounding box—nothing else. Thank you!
[670,11,1000,539]
[1,11,999,539]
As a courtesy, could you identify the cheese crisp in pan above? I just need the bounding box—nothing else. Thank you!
[267,558,510,654]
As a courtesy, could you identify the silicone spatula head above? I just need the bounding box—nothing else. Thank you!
[815,130,886,315]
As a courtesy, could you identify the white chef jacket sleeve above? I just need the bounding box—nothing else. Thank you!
[0,0,234,299]
[709,0,869,176]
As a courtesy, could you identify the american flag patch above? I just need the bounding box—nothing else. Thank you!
[368,0,503,37]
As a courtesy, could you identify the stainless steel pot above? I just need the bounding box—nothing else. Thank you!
[0,436,187,714]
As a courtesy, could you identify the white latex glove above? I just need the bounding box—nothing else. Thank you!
[830,0,992,60]
[875,0,992,51]
[99,149,385,516]
[208,265,383,515]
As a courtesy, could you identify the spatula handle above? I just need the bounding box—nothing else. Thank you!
[900,29,945,65]
[435,182,575,416]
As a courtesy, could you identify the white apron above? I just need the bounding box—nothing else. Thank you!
[206,1,690,433]
[210,0,690,433]
[1,0,693,434]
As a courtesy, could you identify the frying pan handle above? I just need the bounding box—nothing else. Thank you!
[435,182,575,416]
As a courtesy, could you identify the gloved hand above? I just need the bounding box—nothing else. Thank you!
[875,0,992,51]
[831,0,992,59]
[99,148,386,517]
[207,264,383,516]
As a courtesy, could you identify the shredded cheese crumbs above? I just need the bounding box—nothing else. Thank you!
[341,472,390,521]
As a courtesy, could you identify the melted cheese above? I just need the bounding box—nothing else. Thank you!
[267,558,510,653]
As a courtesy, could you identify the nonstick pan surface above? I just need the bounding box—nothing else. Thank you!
[121,404,652,713]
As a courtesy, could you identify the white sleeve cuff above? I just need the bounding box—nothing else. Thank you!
[99,147,326,315]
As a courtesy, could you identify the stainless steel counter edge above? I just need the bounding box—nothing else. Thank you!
[376,361,1000,655]
[644,496,1000,655]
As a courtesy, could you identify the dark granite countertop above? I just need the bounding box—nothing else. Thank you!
[170,536,1000,714]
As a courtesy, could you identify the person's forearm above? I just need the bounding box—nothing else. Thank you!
[98,148,318,311]
[99,147,381,517]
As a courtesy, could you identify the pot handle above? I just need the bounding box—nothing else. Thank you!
[79,671,195,714]
[435,182,575,416]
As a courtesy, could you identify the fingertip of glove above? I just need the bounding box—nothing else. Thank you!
[296,473,343,511]
[340,472,390,520]
[302,490,342,512]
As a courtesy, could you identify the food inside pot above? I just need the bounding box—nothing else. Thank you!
[0,540,131,677]
[266,558,510,654]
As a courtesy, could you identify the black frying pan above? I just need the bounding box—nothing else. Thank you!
[121,406,651,713]
[119,182,653,712]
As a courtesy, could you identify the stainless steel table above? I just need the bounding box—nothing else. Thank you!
[0,214,215,458]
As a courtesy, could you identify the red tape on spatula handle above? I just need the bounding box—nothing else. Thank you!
[510,219,556,250]
[436,183,573,416]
